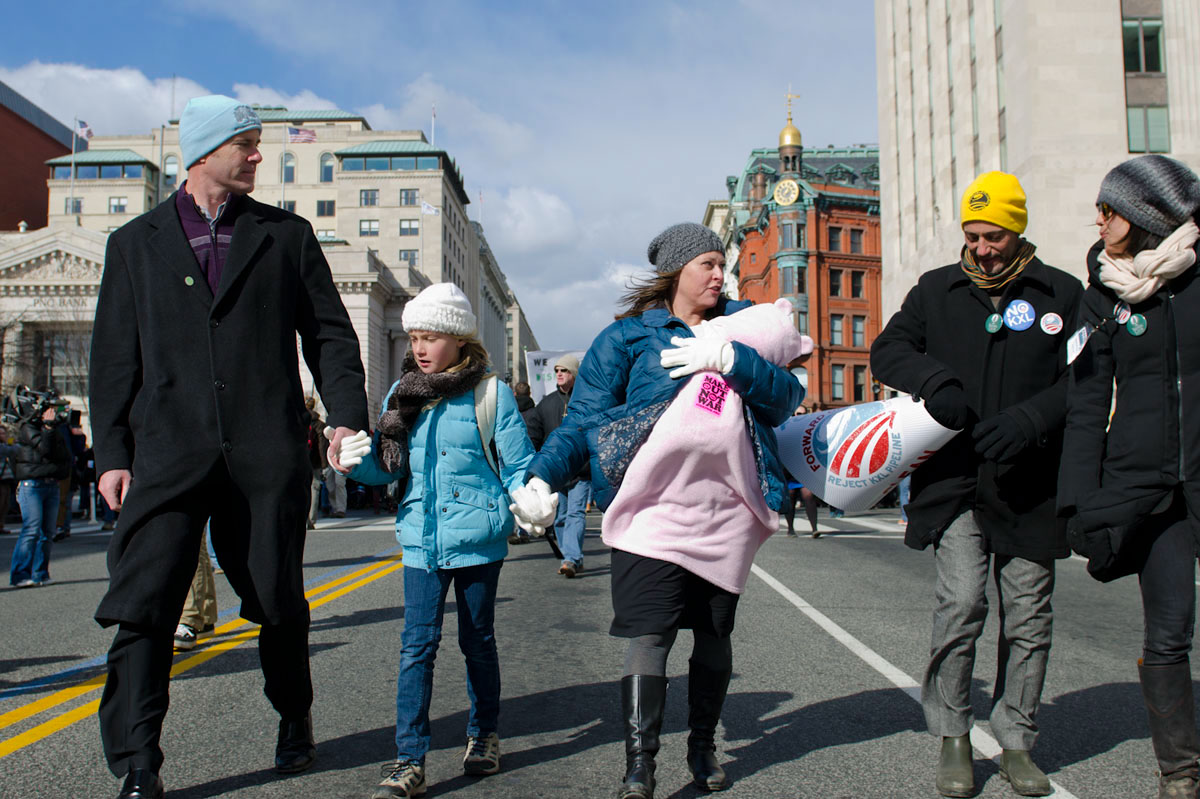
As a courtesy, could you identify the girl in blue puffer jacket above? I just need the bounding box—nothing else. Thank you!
[336,283,535,799]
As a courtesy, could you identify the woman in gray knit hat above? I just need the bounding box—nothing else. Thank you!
[1059,154,1200,799]
[511,222,804,798]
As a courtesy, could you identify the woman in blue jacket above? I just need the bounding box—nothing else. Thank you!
[512,223,802,798]
[336,283,535,799]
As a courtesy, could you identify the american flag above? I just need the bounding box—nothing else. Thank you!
[287,127,316,143]
[77,120,93,140]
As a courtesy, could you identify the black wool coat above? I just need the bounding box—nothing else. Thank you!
[1059,238,1200,542]
[870,257,1083,560]
[89,193,368,627]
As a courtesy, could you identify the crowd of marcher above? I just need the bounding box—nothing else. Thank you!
[6,93,1189,799]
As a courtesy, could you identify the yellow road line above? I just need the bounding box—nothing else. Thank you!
[0,555,399,734]
[0,555,404,758]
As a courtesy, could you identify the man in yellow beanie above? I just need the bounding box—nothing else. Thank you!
[871,173,1083,798]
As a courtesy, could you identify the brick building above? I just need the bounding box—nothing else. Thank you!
[715,111,884,409]
[0,81,73,230]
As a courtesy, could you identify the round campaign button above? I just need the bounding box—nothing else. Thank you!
[1003,299,1036,331]
[985,313,1004,334]
[184,276,195,287]
[1126,313,1148,337]
[1114,301,1132,325]
[1040,312,1063,335]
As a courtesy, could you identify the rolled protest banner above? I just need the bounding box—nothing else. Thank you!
[775,397,958,512]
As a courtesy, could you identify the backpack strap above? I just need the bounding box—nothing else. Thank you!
[474,374,500,476]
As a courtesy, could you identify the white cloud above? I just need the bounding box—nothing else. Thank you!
[231,83,339,111]
[488,186,577,257]
[0,61,210,133]
[510,261,645,349]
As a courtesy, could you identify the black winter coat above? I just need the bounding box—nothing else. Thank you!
[525,387,590,485]
[871,257,1083,559]
[89,193,368,627]
[1059,238,1200,543]
[13,420,71,481]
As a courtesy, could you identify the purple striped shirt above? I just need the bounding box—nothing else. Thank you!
[175,182,239,295]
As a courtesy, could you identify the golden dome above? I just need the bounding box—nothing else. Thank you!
[779,111,802,148]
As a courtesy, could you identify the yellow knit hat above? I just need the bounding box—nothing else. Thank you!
[960,171,1028,234]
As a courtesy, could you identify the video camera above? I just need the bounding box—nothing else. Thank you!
[2,385,69,426]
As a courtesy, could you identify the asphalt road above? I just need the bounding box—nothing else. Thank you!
[0,508,1191,798]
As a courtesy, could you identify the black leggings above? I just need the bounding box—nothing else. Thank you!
[1139,509,1200,666]
[623,629,733,677]
[783,487,818,534]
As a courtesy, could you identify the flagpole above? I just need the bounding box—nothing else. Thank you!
[69,118,77,219]
[281,121,287,209]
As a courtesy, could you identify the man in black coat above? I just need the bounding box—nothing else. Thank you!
[525,354,591,577]
[871,172,1082,799]
[89,95,368,799]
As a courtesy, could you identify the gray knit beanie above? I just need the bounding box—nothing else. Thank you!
[1096,155,1200,238]
[646,222,724,274]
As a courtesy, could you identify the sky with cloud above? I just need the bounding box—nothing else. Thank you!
[2,0,878,349]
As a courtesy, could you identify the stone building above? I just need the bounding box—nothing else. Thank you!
[713,110,884,409]
[0,104,534,431]
[875,0,1200,317]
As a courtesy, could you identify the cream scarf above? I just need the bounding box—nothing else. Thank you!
[1097,220,1200,304]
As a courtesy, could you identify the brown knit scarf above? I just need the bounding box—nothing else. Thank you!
[960,239,1038,292]
[376,353,488,473]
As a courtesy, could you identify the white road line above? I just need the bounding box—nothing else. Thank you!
[751,563,1082,799]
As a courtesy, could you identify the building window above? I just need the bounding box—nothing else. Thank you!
[316,229,335,238]
[797,266,807,294]
[52,166,71,180]
[399,189,418,206]
[796,312,808,335]
[100,165,122,179]
[851,271,864,298]
[281,153,296,184]
[829,226,842,252]
[359,219,379,237]
[108,197,127,214]
[316,200,335,216]
[320,153,334,182]
[1123,18,1164,73]
[853,365,867,401]
[852,315,866,347]
[1128,107,1170,153]
[829,269,842,297]
[77,166,99,179]
[399,220,420,236]
[163,155,178,188]
[850,229,863,254]
[780,266,793,294]
[831,365,845,401]
[399,249,419,266]
[360,189,379,207]
[830,315,844,346]
[277,200,296,213]
[33,328,90,398]
[781,223,794,250]
[64,198,82,214]
[750,253,757,265]
[125,164,143,178]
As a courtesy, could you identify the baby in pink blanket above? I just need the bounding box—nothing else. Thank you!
[602,299,814,593]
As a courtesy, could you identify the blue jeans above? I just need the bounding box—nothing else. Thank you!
[10,479,59,584]
[554,480,591,567]
[898,476,911,522]
[395,561,502,763]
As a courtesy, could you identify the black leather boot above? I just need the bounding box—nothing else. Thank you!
[274,712,317,773]
[686,659,732,791]
[1140,661,1200,795]
[619,675,667,799]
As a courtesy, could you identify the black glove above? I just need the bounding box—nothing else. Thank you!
[972,409,1037,462]
[922,383,969,430]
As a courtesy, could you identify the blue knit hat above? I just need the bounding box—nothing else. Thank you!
[179,95,262,168]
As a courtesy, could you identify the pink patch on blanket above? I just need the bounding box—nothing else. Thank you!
[695,375,731,416]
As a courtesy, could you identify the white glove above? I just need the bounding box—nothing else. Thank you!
[323,426,372,467]
[508,477,559,535]
[659,336,735,379]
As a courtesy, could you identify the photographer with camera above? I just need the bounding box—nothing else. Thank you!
[6,386,71,588]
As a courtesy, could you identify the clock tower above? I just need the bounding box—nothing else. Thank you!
[775,96,808,335]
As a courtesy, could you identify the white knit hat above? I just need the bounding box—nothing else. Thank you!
[402,282,477,336]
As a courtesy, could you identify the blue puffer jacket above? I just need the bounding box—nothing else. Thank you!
[350,379,535,571]
[527,297,802,512]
